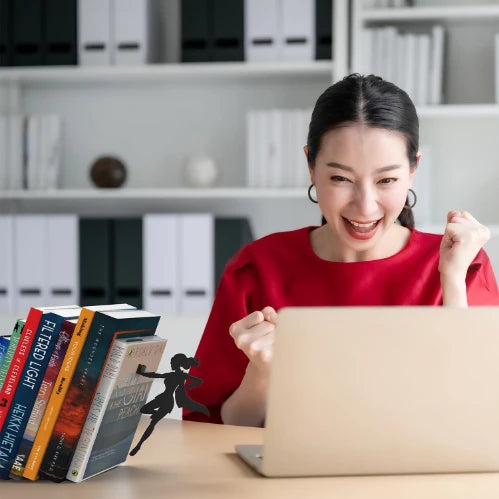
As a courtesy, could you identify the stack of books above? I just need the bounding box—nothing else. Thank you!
[0,303,167,482]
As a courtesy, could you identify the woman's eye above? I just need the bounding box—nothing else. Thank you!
[331,176,350,183]
[378,178,398,184]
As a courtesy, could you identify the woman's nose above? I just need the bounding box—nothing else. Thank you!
[353,185,378,215]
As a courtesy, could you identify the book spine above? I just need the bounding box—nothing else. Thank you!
[67,340,128,482]
[39,314,158,482]
[0,338,10,372]
[0,310,43,433]
[0,321,25,391]
[0,314,64,479]
[22,310,96,481]
[10,320,76,478]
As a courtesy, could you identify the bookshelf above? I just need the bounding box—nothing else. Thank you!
[0,60,334,84]
[350,0,499,230]
[0,0,349,240]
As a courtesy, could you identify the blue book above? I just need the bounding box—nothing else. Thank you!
[0,307,81,479]
[0,337,9,370]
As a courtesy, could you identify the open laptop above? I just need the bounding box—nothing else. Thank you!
[236,306,499,477]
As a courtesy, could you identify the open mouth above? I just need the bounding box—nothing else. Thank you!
[342,217,382,233]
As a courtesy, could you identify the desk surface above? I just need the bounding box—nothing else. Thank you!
[5,418,499,499]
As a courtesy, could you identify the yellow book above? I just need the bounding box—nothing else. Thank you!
[23,304,134,481]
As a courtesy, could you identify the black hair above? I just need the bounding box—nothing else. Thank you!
[171,353,199,371]
[307,73,419,228]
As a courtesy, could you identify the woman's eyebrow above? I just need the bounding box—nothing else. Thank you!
[326,162,402,173]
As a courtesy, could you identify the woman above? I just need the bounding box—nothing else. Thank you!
[183,74,499,427]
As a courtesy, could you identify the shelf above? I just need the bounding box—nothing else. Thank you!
[0,61,333,84]
[0,187,308,200]
[362,4,499,22]
[417,104,499,118]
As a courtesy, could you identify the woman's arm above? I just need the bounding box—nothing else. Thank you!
[441,274,467,307]
[220,363,268,427]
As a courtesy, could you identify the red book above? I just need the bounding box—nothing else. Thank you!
[0,305,78,433]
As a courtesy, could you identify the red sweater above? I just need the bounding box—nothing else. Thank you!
[183,226,499,424]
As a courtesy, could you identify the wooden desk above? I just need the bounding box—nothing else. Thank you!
[4,418,499,498]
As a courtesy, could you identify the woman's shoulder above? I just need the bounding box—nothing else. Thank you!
[226,226,315,272]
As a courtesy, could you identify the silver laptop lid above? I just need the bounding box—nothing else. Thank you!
[262,306,499,477]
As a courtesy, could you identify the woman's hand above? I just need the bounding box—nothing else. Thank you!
[229,306,277,378]
[439,210,490,281]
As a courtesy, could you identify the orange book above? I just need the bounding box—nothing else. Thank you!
[23,304,134,481]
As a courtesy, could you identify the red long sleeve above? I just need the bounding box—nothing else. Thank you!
[183,226,499,424]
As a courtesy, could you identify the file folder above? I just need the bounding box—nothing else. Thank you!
[315,0,332,60]
[112,218,143,308]
[14,215,46,316]
[181,0,211,62]
[0,215,14,314]
[12,0,43,66]
[79,218,113,306]
[0,0,12,66]
[78,0,112,66]
[245,0,279,61]
[7,115,23,190]
[143,214,179,315]
[213,0,244,61]
[280,0,315,61]
[46,215,79,307]
[44,0,77,65]
[214,218,254,289]
[0,115,7,189]
[179,214,214,316]
[113,0,148,65]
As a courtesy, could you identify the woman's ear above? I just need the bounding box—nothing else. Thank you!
[304,145,315,184]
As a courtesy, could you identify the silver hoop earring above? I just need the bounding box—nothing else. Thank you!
[308,184,318,204]
[404,188,417,209]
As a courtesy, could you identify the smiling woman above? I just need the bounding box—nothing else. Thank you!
[182,73,499,428]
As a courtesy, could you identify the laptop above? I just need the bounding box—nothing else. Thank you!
[236,306,499,477]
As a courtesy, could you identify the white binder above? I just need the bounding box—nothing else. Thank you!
[7,115,23,190]
[46,215,79,307]
[0,116,7,190]
[246,110,257,188]
[26,115,41,190]
[14,215,47,317]
[416,34,430,106]
[78,0,112,66]
[143,214,180,315]
[113,0,148,65]
[430,25,445,106]
[0,216,15,314]
[179,214,214,316]
[245,0,279,61]
[280,0,315,61]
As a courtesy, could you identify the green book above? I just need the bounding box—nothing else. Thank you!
[0,319,25,391]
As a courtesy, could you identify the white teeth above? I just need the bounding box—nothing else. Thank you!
[347,219,378,228]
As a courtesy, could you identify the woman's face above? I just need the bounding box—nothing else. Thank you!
[308,123,419,260]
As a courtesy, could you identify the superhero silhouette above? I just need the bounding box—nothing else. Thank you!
[129,353,209,456]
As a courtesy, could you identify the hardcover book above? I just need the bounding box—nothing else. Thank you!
[0,319,26,391]
[10,318,77,478]
[39,309,160,482]
[0,336,9,373]
[0,307,81,479]
[67,335,167,481]
[0,306,78,434]
[0,320,25,391]
[23,303,135,481]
